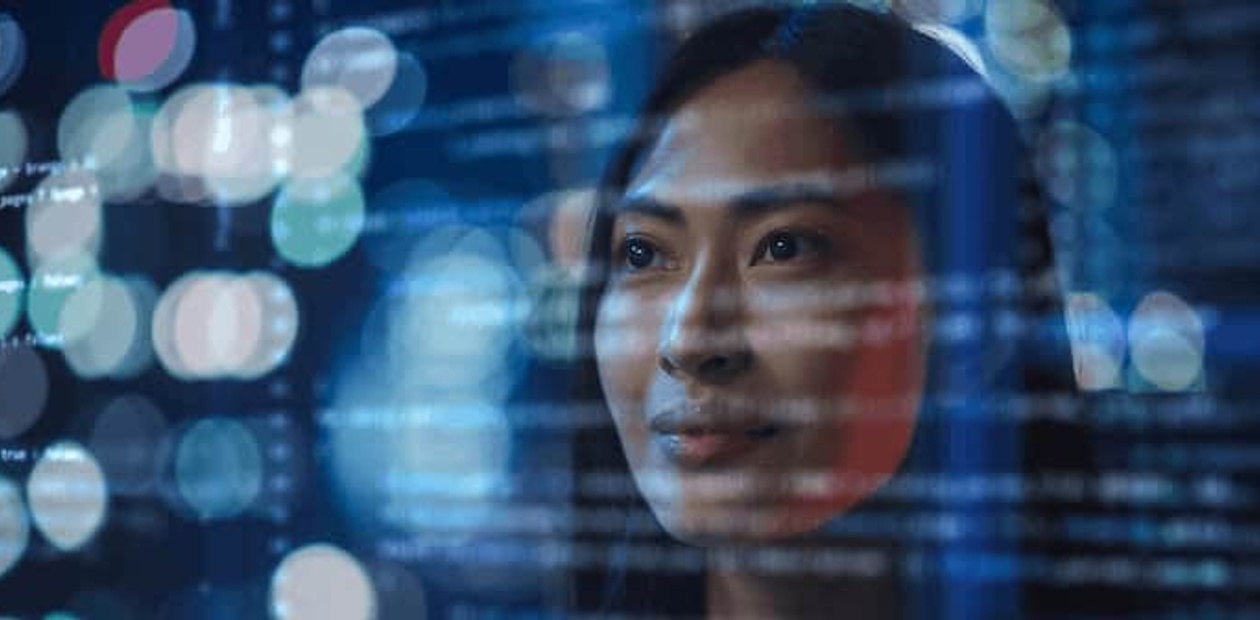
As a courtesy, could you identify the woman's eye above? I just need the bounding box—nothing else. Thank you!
[752,230,830,265]
[620,237,662,271]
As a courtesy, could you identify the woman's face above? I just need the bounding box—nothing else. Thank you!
[593,61,926,544]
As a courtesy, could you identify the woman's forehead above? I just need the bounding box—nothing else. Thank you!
[626,61,860,204]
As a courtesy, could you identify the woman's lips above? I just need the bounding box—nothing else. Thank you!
[653,423,783,469]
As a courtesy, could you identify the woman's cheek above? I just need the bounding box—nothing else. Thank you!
[594,289,663,400]
[745,280,865,355]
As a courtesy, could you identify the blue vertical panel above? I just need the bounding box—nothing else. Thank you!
[939,100,1021,619]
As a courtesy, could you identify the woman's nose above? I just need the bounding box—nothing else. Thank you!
[657,266,753,383]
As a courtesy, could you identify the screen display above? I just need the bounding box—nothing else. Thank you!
[0,1,1256,617]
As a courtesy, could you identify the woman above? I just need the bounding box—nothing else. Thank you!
[571,4,1072,617]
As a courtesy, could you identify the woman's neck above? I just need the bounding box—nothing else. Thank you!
[706,549,900,620]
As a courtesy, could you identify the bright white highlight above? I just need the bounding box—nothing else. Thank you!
[27,442,108,551]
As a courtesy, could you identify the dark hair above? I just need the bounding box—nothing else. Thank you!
[569,4,1070,615]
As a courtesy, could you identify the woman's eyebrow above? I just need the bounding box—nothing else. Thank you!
[613,182,845,225]
[613,194,686,225]
[728,183,847,220]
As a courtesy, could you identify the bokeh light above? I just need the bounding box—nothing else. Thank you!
[61,275,154,379]
[270,543,376,620]
[513,31,612,116]
[892,0,984,24]
[154,271,298,380]
[27,441,109,551]
[153,172,211,204]
[301,27,399,110]
[88,394,168,497]
[1130,327,1203,393]
[174,417,264,520]
[150,77,374,205]
[0,110,27,194]
[248,84,298,188]
[199,85,288,205]
[171,272,250,377]
[0,476,29,579]
[55,85,155,202]
[107,104,160,202]
[516,187,597,276]
[370,399,510,538]
[167,84,285,205]
[507,227,548,284]
[26,253,101,342]
[107,5,196,92]
[99,1,170,76]
[150,83,214,204]
[1034,121,1118,212]
[520,266,583,362]
[547,188,596,274]
[390,229,524,396]
[25,169,103,266]
[57,85,138,171]
[234,271,299,380]
[56,274,112,346]
[913,23,988,79]
[201,275,264,376]
[971,42,1055,119]
[505,200,583,361]
[1129,291,1205,392]
[1070,341,1122,393]
[0,346,48,439]
[0,13,26,97]
[112,276,158,378]
[984,0,1072,83]
[661,0,706,40]
[288,86,369,181]
[366,52,426,137]
[1064,291,1125,391]
[0,247,24,340]
[329,228,517,545]
[271,174,366,268]
[151,271,197,379]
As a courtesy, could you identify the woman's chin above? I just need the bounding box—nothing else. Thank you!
[654,502,840,547]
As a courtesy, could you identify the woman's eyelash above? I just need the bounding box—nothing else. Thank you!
[751,229,833,265]
[616,236,665,271]
[612,229,832,273]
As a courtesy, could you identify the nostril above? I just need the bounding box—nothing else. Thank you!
[658,348,752,381]
[658,354,680,376]
[697,350,751,380]
[658,323,754,381]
